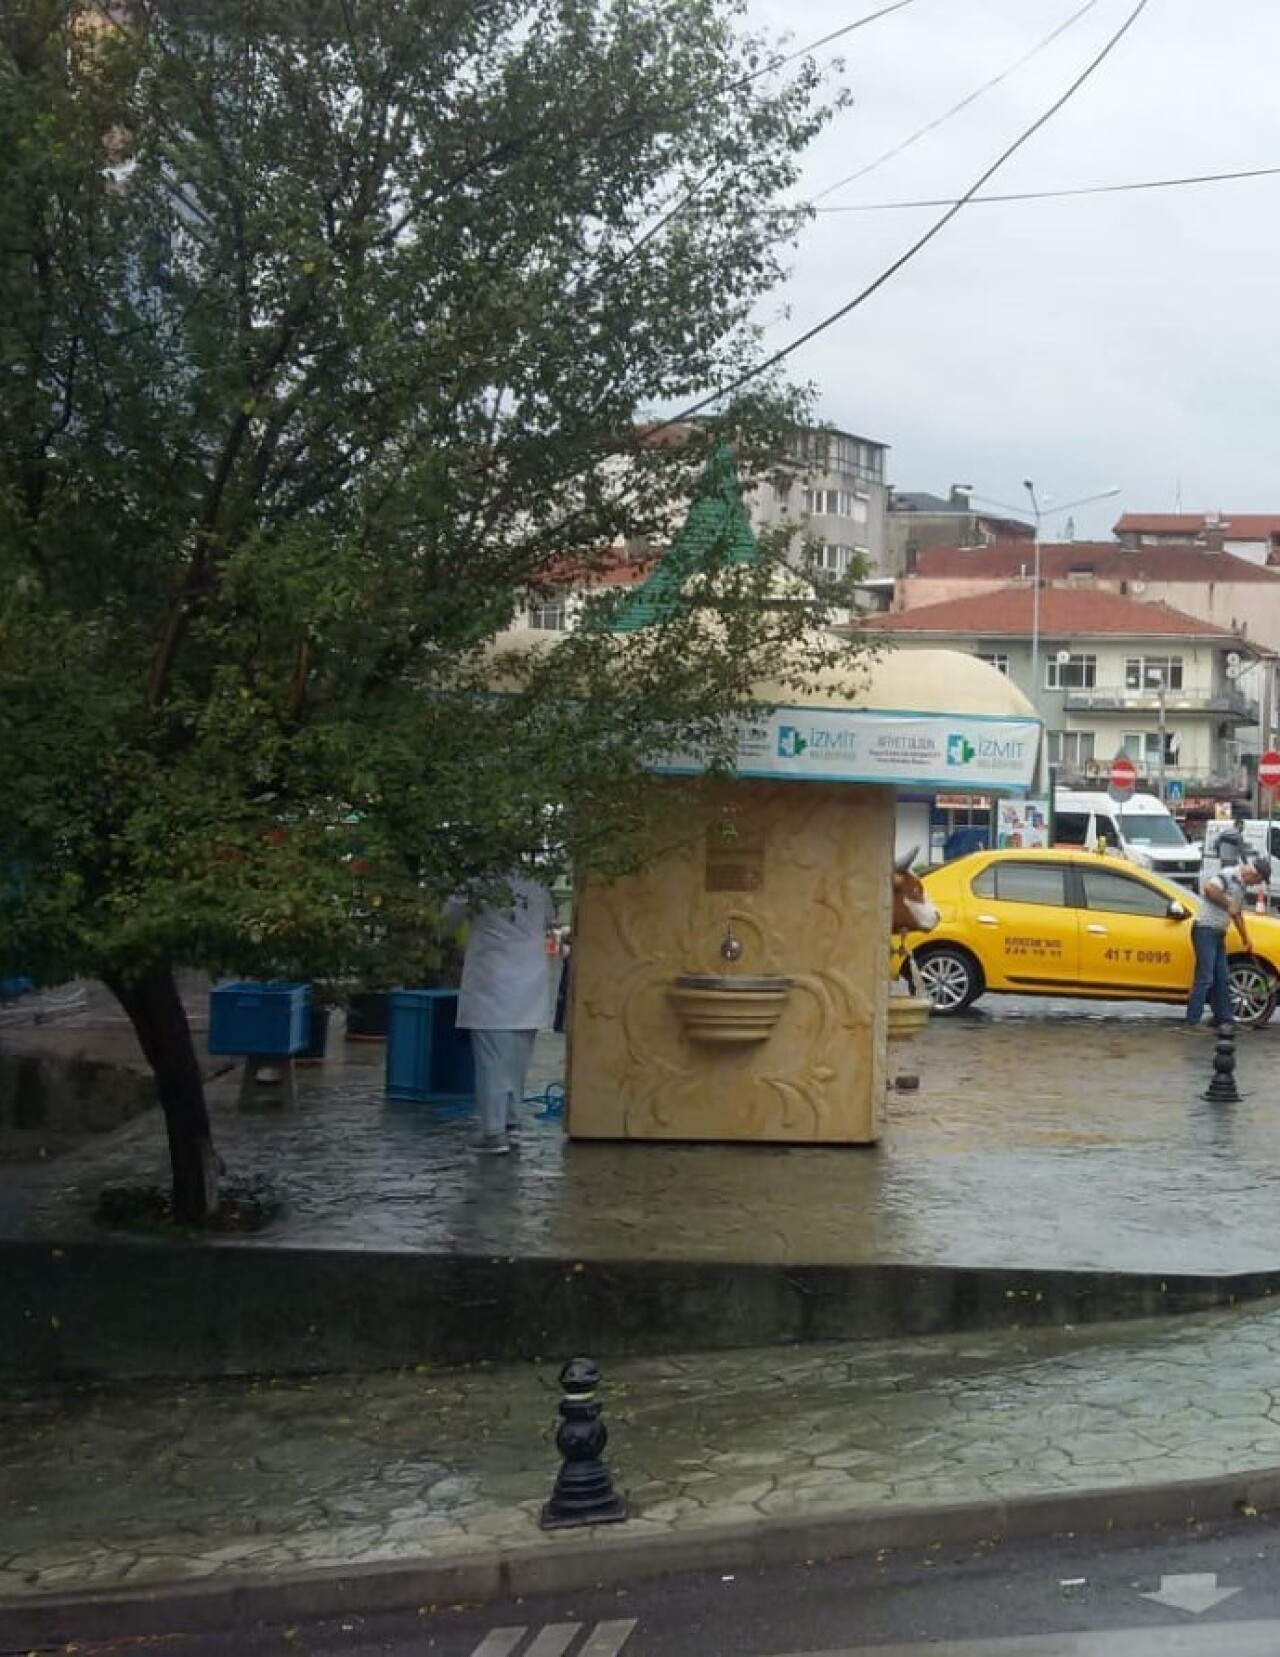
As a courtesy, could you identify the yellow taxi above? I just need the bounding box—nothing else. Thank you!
[895,847,1280,1026]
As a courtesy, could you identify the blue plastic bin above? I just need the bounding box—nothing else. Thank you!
[385,989,474,1103]
[208,981,310,1057]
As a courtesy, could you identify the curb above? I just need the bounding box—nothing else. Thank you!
[6,1467,1280,1649]
[7,1239,1280,1380]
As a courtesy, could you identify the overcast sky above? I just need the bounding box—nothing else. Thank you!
[740,0,1280,539]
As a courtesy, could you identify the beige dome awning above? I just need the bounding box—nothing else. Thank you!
[756,646,1037,719]
[482,631,1040,792]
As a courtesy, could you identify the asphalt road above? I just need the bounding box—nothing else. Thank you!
[26,1511,1280,1657]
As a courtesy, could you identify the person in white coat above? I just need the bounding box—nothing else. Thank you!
[443,871,555,1154]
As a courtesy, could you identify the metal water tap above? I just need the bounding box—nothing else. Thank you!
[720,923,743,963]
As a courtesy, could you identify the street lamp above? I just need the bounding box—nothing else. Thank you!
[1021,482,1121,701]
[1146,667,1167,801]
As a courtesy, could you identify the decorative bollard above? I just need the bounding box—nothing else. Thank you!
[539,1357,628,1531]
[1203,1023,1242,1104]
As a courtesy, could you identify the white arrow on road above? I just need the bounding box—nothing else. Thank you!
[1141,1572,1243,1615]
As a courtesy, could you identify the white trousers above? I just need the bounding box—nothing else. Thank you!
[469,1028,537,1139]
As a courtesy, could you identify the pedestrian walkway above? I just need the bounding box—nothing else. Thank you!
[5,995,1280,1643]
[6,1299,1280,1640]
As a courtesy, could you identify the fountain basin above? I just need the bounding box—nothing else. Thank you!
[887,995,932,1040]
[668,973,793,1043]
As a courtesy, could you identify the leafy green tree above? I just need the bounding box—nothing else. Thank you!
[0,0,859,1222]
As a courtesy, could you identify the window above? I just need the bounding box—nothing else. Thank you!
[1079,866,1172,918]
[802,488,868,522]
[1046,654,1097,690]
[1124,655,1184,691]
[1115,809,1186,847]
[1054,810,1115,848]
[976,652,1010,676]
[786,429,884,485]
[1047,730,1095,766]
[808,543,861,574]
[971,862,1069,906]
[1122,731,1176,766]
[529,595,568,630]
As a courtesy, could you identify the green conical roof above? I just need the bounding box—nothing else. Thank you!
[609,442,760,632]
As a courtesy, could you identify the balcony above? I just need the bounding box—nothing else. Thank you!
[1059,763,1251,797]
[1061,684,1257,721]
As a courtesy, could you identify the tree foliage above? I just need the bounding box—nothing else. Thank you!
[0,0,860,1216]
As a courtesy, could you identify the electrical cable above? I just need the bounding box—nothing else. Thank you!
[816,163,1280,213]
[811,0,1102,204]
[568,5,921,295]
[767,1,920,78]
[664,0,1152,428]
[527,1,923,160]
[401,2,920,237]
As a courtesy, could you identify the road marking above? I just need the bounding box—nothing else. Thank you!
[470,1632,525,1657]
[525,1625,582,1656]
[468,1621,637,1657]
[1142,1571,1244,1614]
[775,1622,1280,1655]
[580,1621,638,1655]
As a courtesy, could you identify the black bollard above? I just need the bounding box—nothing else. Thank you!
[539,1356,628,1531]
[1202,1022,1242,1104]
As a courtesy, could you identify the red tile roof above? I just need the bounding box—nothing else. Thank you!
[914,539,1280,583]
[542,548,656,588]
[1116,513,1280,540]
[869,585,1246,641]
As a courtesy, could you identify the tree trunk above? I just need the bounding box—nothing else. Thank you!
[107,962,220,1225]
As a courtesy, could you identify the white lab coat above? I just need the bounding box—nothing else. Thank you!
[443,874,555,1031]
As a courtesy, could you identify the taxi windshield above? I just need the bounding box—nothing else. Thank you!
[1116,811,1187,848]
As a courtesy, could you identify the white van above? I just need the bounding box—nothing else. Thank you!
[1201,818,1280,908]
[1052,790,1203,890]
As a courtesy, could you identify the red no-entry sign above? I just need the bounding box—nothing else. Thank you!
[1109,755,1137,800]
[1259,750,1280,791]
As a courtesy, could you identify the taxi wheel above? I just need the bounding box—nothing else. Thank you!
[912,945,983,1014]
[1229,958,1278,1027]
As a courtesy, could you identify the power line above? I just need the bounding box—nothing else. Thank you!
[418,3,922,226]
[811,0,1102,204]
[773,1,920,72]
[816,163,1280,213]
[667,0,1152,425]
[594,1,922,152]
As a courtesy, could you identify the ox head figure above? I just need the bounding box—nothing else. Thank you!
[892,846,941,936]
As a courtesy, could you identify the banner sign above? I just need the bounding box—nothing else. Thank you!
[654,706,1041,793]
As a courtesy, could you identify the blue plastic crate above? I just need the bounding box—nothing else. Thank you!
[385,989,474,1103]
[208,981,310,1057]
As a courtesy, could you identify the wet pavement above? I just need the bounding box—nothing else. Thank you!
[6,992,1280,1632]
[5,998,1280,1275]
[5,1305,1280,1605]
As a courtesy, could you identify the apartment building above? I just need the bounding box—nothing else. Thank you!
[887,486,1033,574]
[747,425,891,581]
[869,586,1261,801]
[514,422,892,632]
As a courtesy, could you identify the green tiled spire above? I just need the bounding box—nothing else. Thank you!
[609,441,760,632]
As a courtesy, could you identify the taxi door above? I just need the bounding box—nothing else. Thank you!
[967,857,1081,990]
[1074,861,1194,998]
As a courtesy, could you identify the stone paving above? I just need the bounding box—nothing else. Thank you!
[6,990,1280,1619]
[7,999,1280,1274]
[5,1302,1280,1602]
